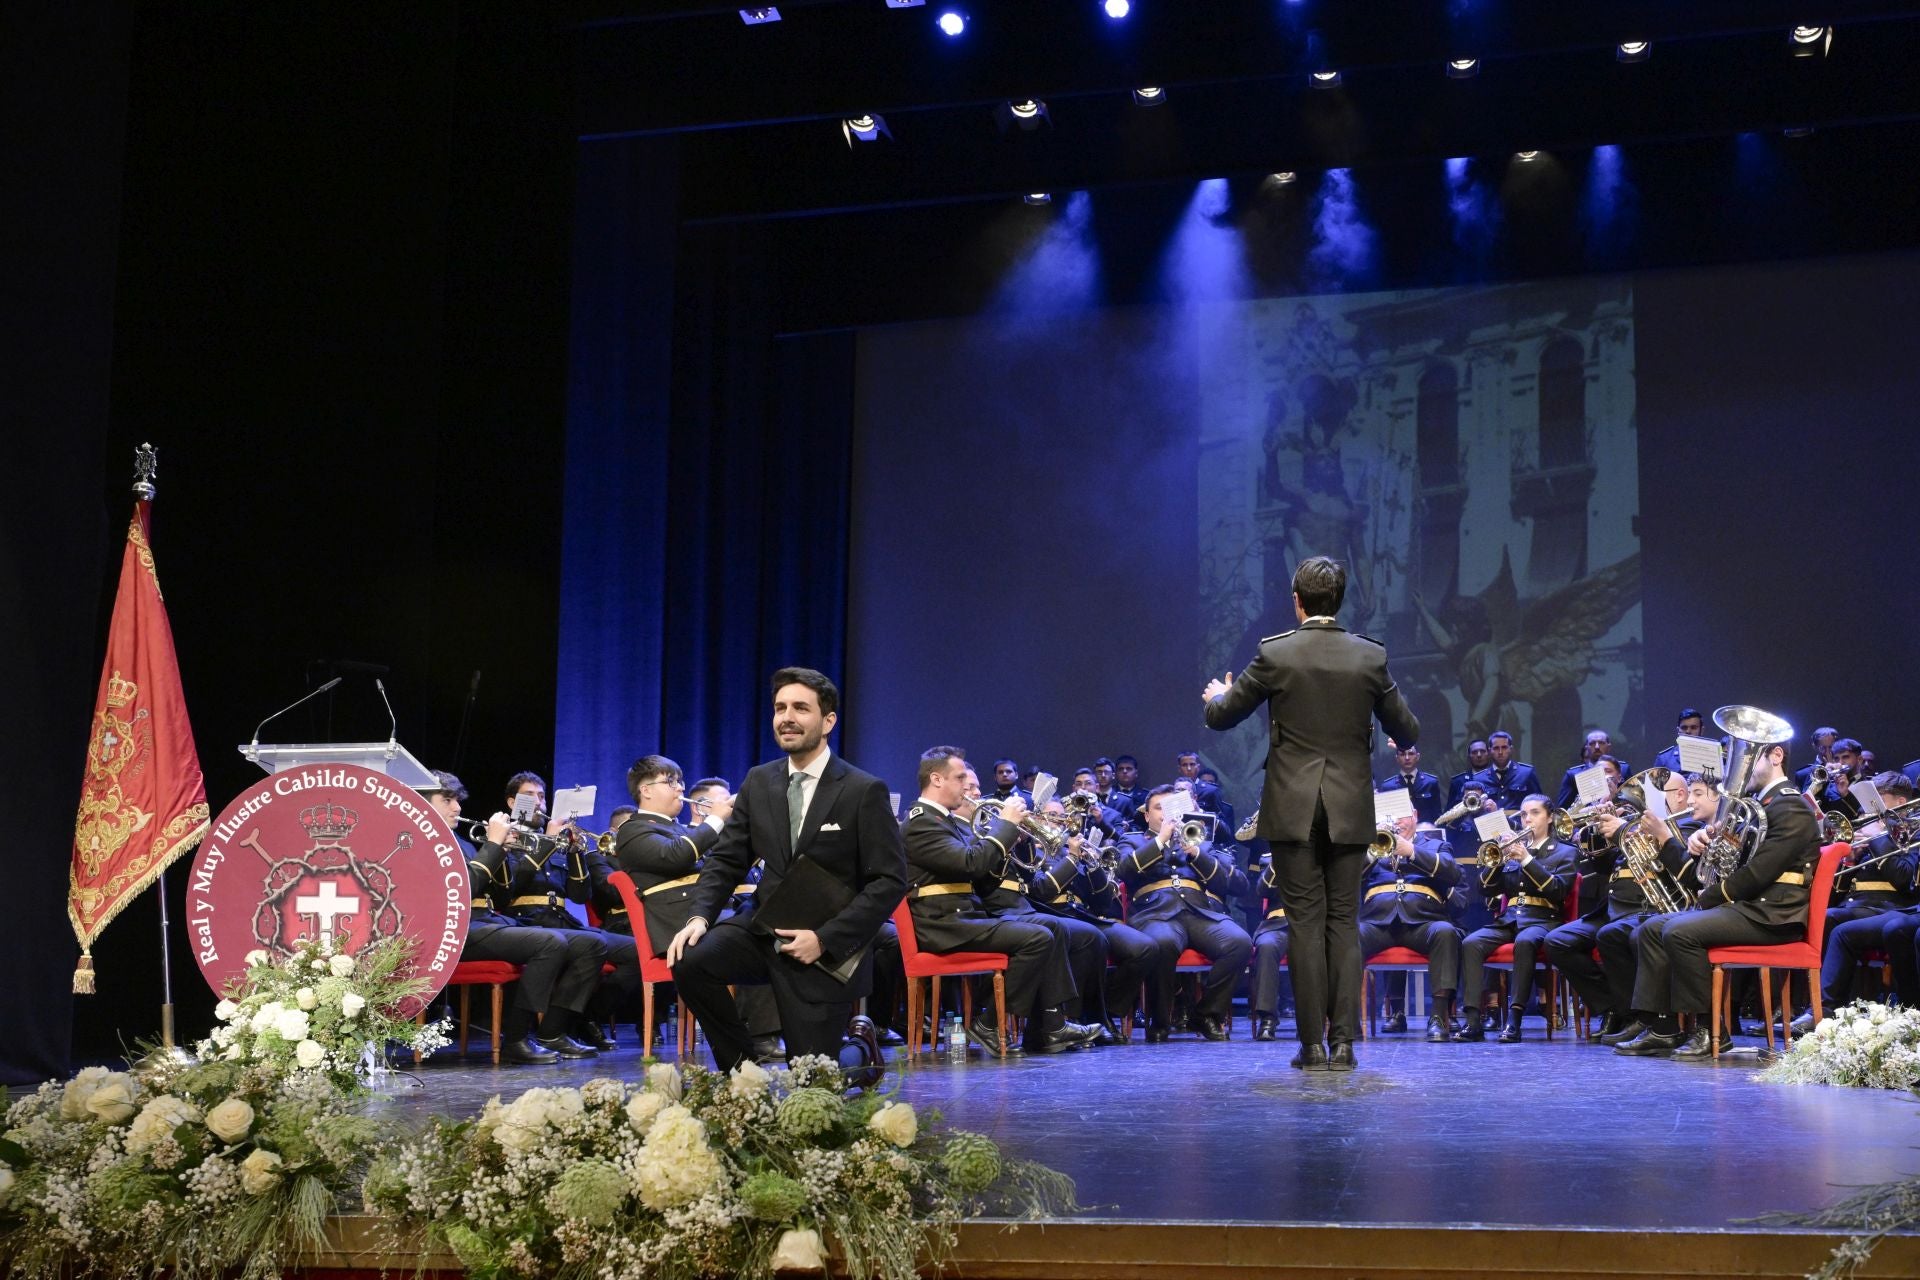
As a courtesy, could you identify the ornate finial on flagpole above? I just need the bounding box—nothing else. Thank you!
[133,443,158,500]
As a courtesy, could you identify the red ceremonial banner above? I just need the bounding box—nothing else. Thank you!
[69,502,210,992]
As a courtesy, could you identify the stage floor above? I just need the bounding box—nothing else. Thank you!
[378,1021,1918,1233]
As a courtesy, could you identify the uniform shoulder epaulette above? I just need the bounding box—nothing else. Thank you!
[1352,632,1384,646]
[1260,629,1297,643]
[906,805,925,820]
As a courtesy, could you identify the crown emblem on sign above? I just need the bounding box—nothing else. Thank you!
[104,670,138,708]
[299,803,357,840]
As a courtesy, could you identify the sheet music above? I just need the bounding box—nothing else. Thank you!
[1572,764,1612,805]
[1851,779,1887,815]
[1031,771,1058,809]
[1159,791,1197,823]
[1640,786,1670,821]
[551,785,596,822]
[1374,788,1415,824]
[1675,736,1724,775]
[1474,810,1513,843]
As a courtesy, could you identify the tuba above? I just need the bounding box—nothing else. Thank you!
[1698,704,1795,887]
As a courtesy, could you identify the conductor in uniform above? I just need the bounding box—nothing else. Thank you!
[1203,556,1420,1072]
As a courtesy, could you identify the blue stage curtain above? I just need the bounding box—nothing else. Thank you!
[556,142,856,807]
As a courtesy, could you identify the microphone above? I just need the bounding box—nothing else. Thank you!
[248,677,343,759]
[375,678,398,760]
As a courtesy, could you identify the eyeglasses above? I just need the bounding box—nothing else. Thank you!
[643,778,686,791]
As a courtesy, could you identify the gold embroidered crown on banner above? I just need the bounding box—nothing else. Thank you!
[299,803,357,840]
[104,670,139,708]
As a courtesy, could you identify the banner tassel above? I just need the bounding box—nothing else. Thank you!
[73,949,96,995]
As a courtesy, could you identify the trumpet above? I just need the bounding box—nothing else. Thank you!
[1367,823,1399,859]
[1175,817,1210,853]
[1476,825,1525,865]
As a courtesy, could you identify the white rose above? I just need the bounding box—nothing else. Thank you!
[224,1043,246,1061]
[770,1228,826,1273]
[868,1101,917,1148]
[329,953,356,977]
[243,949,271,968]
[626,1090,668,1134]
[84,1076,138,1124]
[239,1148,283,1195]
[275,1008,311,1043]
[250,1002,285,1035]
[340,993,366,1019]
[730,1059,773,1097]
[214,999,240,1022]
[207,1096,258,1138]
[294,1039,327,1070]
[127,1095,202,1154]
[60,1066,112,1121]
[311,958,329,972]
[0,1166,14,1201]
[645,1063,684,1100]
[295,987,318,1011]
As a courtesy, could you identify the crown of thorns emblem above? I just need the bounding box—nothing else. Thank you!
[241,805,412,954]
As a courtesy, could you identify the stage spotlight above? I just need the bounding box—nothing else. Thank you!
[885,0,925,7]
[1024,192,1052,205]
[1265,171,1298,186]
[1616,41,1651,63]
[998,98,1051,131]
[936,9,966,36]
[1309,69,1342,88]
[1784,125,1816,138]
[1514,150,1541,163]
[1790,25,1832,57]
[1132,86,1165,105]
[842,114,890,145]
[738,7,781,23]
[1104,0,1130,17]
[1446,57,1480,79]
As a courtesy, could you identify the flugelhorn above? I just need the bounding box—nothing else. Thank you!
[971,796,1071,855]
[1367,823,1398,859]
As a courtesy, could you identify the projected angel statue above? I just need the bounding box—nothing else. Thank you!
[1412,549,1642,747]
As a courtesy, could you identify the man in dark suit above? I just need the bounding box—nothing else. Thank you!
[1202,555,1420,1071]
[666,667,907,1072]
[1617,738,1821,1058]
[1378,743,1444,825]
[1473,731,1542,811]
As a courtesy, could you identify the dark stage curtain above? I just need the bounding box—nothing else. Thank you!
[556,139,856,806]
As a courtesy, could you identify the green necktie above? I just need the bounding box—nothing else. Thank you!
[788,771,806,849]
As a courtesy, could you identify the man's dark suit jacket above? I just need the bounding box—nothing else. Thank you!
[1204,619,1420,845]
[687,751,907,1002]
[1695,777,1821,927]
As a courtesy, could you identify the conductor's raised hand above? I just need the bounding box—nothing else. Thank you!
[666,916,707,967]
[1202,672,1233,702]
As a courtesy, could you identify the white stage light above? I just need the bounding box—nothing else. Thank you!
[1446,57,1480,79]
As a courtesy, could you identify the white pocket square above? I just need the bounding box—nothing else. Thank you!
[820,822,843,832]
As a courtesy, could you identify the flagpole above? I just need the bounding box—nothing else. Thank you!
[132,443,188,1059]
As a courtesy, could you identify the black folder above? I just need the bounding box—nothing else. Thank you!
[750,856,865,983]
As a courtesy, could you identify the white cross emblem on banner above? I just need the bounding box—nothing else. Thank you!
[294,879,363,953]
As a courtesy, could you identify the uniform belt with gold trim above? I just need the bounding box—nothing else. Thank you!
[731,884,756,897]
[1850,880,1898,894]
[981,878,1024,894]
[1365,883,1442,902]
[1265,906,1287,921]
[642,874,700,897]
[509,894,561,909]
[1135,877,1223,903]
[603,904,627,916]
[1512,894,1556,910]
[915,882,975,898]
[470,898,492,910]
[1775,871,1807,886]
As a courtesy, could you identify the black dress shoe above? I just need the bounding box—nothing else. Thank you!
[841,1015,886,1089]
[1613,1028,1683,1056]
[1384,1013,1408,1034]
[1595,1011,1627,1039]
[1252,1016,1277,1042]
[1290,1043,1329,1071]
[748,1035,786,1063]
[535,1034,599,1059]
[1062,1021,1104,1046]
[965,1016,1023,1057]
[1452,1019,1485,1042]
[1093,1022,1126,1047]
[1498,1007,1524,1043]
[1327,1042,1357,1072]
[1197,1015,1229,1042]
[1026,1029,1089,1054]
[1427,1015,1452,1043]
[574,1022,615,1052]
[1670,1027,1715,1059]
[502,1035,559,1065]
[1144,1023,1172,1044]
[1597,1017,1647,1046]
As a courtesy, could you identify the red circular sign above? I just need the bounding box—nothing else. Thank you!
[185,763,469,1016]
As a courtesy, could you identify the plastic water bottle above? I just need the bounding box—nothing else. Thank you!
[947,1014,968,1060]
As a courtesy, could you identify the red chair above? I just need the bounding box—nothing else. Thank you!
[606,870,697,1061]
[1363,947,1431,1038]
[891,900,1010,1058]
[1483,873,1581,1041]
[1707,843,1846,1058]
[438,961,523,1064]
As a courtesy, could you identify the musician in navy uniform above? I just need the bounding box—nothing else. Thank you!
[1378,743,1444,825]
[605,755,731,954]
[1555,731,1632,809]
[1116,785,1253,1042]
[1437,758,1499,934]
[1793,727,1841,791]
[1456,795,1575,1043]
[1246,854,1292,1041]
[1617,737,1821,1058]
[422,771,611,1064]
[1546,769,1701,1042]
[1203,556,1420,1071]
[1028,795,1159,1043]
[1472,732,1543,812]
[1092,757,1137,825]
[1802,772,1920,1025]
[1113,755,1150,810]
[897,747,1097,1055]
[988,758,1033,806]
[1447,740,1493,808]
[1651,709,1707,773]
[1357,813,1464,1042]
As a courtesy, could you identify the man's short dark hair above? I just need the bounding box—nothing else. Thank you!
[1072,767,1095,783]
[1490,731,1514,745]
[1093,756,1115,770]
[1873,771,1916,801]
[1292,556,1347,616]
[1143,783,1180,809]
[627,754,683,802]
[1813,726,1839,742]
[771,666,838,717]
[918,745,967,791]
[993,757,1018,772]
[421,770,467,802]
[1595,755,1623,774]
[1176,750,1199,762]
[1197,768,1219,784]
[505,771,546,804]
[1834,737,1864,756]
[1677,707,1702,724]
[1115,754,1138,767]
[688,776,729,796]
[608,804,638,824]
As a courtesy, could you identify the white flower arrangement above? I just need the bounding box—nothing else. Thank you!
[1759,999,1920,1090]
